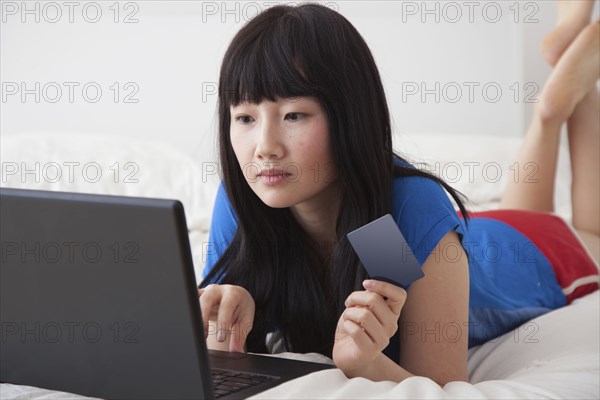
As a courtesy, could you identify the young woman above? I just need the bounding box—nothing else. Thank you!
[199,3,599,385]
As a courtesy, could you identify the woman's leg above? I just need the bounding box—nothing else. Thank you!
[540,0,596,67]
[568,85,600,265]
[497,108,561,213]
[568,88,599,236]
[500,20,600,263]
[501,22,599,211]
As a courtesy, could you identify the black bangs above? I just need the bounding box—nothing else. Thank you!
[218,5,331,107]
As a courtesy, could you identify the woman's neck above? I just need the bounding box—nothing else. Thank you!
[290,184,341,250]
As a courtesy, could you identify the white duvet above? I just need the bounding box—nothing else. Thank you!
[2,290,598,399]
[252,290,600,399]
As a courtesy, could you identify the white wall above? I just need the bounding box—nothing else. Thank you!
[2,0,597,161]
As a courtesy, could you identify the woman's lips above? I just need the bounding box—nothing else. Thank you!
[261,175,286,184]
[258,169,292,185]
[259,168,288,176]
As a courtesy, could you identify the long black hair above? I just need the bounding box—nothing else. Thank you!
[201,3,471,357]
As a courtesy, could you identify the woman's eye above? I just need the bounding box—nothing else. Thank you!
[235,115,253,124]
[285,112,304,121]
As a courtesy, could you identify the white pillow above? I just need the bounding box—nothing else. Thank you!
[394,132,573,222]
[1,132,212,228]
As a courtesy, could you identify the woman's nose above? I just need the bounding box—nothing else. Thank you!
[255,119,284,160]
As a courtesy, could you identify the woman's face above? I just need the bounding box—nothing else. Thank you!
[229,96,339,210]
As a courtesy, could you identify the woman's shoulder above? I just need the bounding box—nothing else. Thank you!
[208,182,238,244]
[391,156,450,204]
[390,156,466,264]
[214,182,238,221]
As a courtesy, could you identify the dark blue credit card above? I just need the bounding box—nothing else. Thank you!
[347,214,425,288]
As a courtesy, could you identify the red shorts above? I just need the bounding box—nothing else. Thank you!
[457,209,599,303]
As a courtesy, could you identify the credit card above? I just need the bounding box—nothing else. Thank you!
[347,214,425,288]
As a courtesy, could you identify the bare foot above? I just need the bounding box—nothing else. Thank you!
[541,0,596,66]
[539,19,600,122]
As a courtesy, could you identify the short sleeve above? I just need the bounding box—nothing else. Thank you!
[391,165,466,267]
[202,183,238,280]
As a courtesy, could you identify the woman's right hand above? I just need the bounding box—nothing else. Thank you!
[197,284,255,353]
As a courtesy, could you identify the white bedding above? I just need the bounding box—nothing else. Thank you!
[252,290,600,399]
[1,132,597,399]
[2,291,598,399]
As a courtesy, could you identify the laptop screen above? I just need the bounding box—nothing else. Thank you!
[0,188,213,399]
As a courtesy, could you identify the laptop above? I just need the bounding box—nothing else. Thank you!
[0,187,334,399]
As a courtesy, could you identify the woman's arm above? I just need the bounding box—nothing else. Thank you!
[398,229,470,385]
[336,230,470,385]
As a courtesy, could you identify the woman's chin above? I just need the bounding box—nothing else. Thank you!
[252,190,296,209]
[259,197,294,209]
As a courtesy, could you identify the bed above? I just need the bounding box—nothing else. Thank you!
[1,132,598,399]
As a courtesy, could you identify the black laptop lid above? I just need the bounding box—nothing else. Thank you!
[0,188,213,399]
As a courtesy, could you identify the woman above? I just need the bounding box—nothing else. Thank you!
[199,3,599,385]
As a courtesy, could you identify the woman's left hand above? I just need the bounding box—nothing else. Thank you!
[332,279,407,376]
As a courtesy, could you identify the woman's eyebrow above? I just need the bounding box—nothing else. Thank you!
[231,98,316,111]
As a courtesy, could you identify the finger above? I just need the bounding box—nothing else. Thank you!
[343,306,379,333]
[343,308,388,350]
[229,319,253,353]
[342,319,376,355]
[345,291,389,319]
[199,286,222,339]
[345,291,398,337]
[200,285,222,319]
[229,300,254,353]
[216,295,240,344]
[362,280,407,315]
[198,284,218,299]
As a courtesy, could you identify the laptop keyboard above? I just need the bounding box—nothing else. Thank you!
[211,368,278,398]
